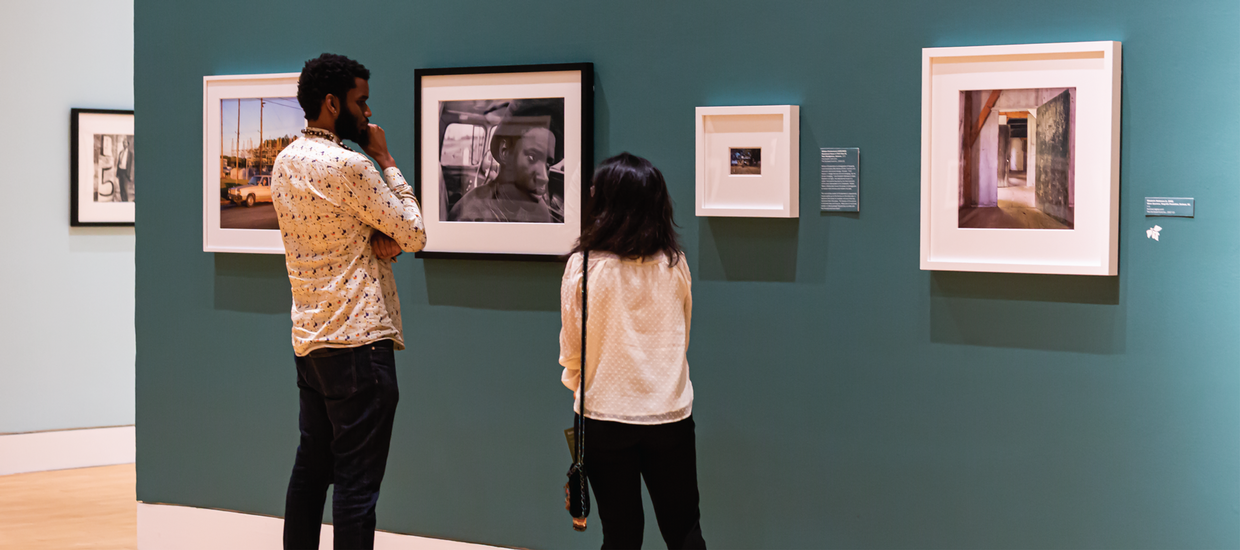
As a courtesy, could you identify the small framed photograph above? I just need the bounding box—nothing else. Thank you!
[695,105,799,218]
[71,108,134,226]
[415,62,593,259]
[202,72,303,254]
[730,148,762,175]
[920,41,1121,275]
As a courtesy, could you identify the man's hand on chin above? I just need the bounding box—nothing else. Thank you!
[363,124,396,170]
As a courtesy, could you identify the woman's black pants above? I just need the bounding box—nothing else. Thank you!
[585,416,707,550]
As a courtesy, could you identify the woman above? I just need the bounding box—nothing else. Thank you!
[560,152,706,549]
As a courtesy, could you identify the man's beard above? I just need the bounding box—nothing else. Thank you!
[335,107,369,148]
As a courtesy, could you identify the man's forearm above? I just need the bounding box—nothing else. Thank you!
[373,154,396,171]
[374,167,426,253]
[382,167,415,202]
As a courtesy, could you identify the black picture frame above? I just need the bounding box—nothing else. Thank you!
[413,62,594,261]
[71,107,135,227]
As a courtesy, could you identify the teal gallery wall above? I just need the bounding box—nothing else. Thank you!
[135,1,1240,548]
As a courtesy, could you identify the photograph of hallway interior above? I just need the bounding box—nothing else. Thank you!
[958,88,1075,229]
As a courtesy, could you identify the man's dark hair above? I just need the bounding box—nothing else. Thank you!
[297,53,370,120]
[573,153,682,265]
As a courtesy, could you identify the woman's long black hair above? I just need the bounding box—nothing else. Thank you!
[572,152,682,265]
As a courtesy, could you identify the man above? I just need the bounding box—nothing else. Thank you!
[271,53,426,550]
[449,101,563,223]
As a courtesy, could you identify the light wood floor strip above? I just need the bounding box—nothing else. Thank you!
[0,463,136,549]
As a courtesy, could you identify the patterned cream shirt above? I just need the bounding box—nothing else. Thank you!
[559,251,694,424]
[272,129,426,356]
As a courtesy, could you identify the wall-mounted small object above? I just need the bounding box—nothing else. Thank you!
[1145,197,1194,217]
[695,105,799,218]
[820,147,859,213]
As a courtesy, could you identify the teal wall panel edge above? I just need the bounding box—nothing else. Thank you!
[135,1,1240,548]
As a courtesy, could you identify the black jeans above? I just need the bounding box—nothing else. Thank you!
[586,416,707,550]
[283,340,399,550]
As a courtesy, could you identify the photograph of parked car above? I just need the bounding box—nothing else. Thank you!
[218,97,302,230]
[71,108,134,226]
[203,73,298,253]
[438,98,565,223]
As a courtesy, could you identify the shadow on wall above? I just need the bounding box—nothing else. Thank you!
[213,253,291,314]
[423,259,561,312]
[929,272,1125,354]
[697,218,799,282]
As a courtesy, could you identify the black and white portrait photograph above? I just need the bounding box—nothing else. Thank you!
[730,147,761,175]
[416,63,591,257]
[438,98,565,224]
[72,108,135,226]
[93,133,134,203]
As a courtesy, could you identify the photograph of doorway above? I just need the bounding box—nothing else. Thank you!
[958,87,1075,230]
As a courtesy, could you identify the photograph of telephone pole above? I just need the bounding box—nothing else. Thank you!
[219,97,303,229]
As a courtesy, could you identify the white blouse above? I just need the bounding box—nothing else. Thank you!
[559,251,694,425]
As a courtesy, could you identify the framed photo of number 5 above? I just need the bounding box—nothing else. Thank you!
[71,108,135,226]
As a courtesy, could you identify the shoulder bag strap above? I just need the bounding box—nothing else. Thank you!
[573,250,589,517]
[576,250,588,465]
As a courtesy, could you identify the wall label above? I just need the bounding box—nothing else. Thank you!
[1145,197,1194,217]
[821,147,859,212]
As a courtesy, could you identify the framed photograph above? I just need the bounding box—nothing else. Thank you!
[71,108,134,226]
[920,41,1121,275]
[695,105,799,218]
[202,72,303,254]
[415,63,593,259]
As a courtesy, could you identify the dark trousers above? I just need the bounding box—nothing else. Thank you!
[284,340,399,550]
[585,416,707,550]
[117,169,132,202]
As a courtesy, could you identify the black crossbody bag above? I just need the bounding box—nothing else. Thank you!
[566,250,591,531]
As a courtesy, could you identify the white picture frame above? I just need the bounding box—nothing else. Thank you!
[202,72,302,254]
[920,41,1122,275]
[695,105,799,218]
[415,63,593,259]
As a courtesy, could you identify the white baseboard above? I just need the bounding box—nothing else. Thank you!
[137,502,500,550]
[0,425,135,475]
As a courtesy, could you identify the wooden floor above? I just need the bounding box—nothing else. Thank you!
[959,186,1072,229]
[0,464,136,549]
